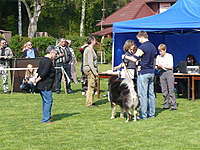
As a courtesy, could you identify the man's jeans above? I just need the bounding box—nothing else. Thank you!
[137,73,156,119]
[56,63,72,93]
[40,90,53,123]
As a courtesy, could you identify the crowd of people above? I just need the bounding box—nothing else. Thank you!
[0,36,98,123]
[1,31,199,123]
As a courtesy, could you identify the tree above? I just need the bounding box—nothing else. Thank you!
[80,0,86,37]
[21,0,44,38]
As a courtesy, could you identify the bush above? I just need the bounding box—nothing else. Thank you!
[65,35,112,63]
[102,38,112,63]
[31,36,56,56]
[65,35,87,61]
[9,35,112,63]
[9,35,31,58]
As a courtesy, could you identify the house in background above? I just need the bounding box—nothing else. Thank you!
[0,30,12,42]
[90,0,177,39]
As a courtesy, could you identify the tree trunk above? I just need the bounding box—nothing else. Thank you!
[22,0,44,38]
[80,0,86,37]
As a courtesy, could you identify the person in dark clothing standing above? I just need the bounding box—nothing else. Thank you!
[34,45,57,123]
[55,38,73,94]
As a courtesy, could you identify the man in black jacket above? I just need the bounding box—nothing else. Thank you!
[34,45,57,123]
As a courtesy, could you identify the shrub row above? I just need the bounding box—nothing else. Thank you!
[9,35,112,63]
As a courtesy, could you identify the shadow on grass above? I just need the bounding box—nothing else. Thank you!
[95,99,109,106]
[155,107,165,117]
[71,89,82,94]
[52,113,80,121]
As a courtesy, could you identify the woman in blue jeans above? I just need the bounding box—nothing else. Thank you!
[34,45,57,123]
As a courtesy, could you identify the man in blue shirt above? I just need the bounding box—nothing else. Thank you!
[122,31,157,119]
[22,41,40,58]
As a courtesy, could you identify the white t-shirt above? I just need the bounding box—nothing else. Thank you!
[156,53,174,71]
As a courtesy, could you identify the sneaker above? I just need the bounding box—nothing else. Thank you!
[4,91,10,94]
[55,91,60,94]
[42,121,53,124]
[82,92,86,95]
[67,91,74,94]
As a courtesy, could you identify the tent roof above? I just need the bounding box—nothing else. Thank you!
[113,0,200,33]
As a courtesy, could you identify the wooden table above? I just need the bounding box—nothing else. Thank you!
[191,74,200,101]
[174,73,190,101]
[97,73,200,101]
[97,72,119,98]
[174,73,200,101]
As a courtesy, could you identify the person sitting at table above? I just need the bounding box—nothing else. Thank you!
[113,40,138,79]
[178,54,199,98]
[186,54,199,66]
[20,64,38,93]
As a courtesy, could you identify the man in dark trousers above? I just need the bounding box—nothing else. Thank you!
[55,38,73,94]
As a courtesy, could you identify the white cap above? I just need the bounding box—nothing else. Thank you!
[66,40,71,44]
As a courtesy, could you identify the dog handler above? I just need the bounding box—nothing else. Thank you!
[34,45,57,123]
[122,31,157,119]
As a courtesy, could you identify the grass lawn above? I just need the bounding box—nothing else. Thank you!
[0,63,200,150]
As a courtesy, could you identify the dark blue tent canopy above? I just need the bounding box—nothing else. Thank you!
[113,0,200,67]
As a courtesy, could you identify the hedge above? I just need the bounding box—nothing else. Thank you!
[9,35,112,63]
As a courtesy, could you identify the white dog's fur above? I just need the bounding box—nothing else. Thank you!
[108,76,139,122]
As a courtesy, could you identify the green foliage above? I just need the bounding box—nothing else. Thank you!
[65,35,112,63]
[31,36,56,56]
[9,35,31,58]
[102,38,112,63]
[10,35,56,58]
[0,0,133,37]
[65,35,87,61]
[2,15,18,35]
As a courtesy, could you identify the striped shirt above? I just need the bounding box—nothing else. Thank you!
[55,45,72,64]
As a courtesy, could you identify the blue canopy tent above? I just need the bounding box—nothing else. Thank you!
[112,0,200,67]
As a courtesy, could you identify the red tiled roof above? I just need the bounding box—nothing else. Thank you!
[96,0,156,26]
[89,27,112,36]
[147,0,177,2]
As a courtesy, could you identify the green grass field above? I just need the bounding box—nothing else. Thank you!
[0,63,200,150]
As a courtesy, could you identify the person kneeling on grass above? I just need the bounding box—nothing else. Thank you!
[34,45,57,123]
[20,64,38,94]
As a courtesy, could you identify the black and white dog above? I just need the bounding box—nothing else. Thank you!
[108,75,139,122]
